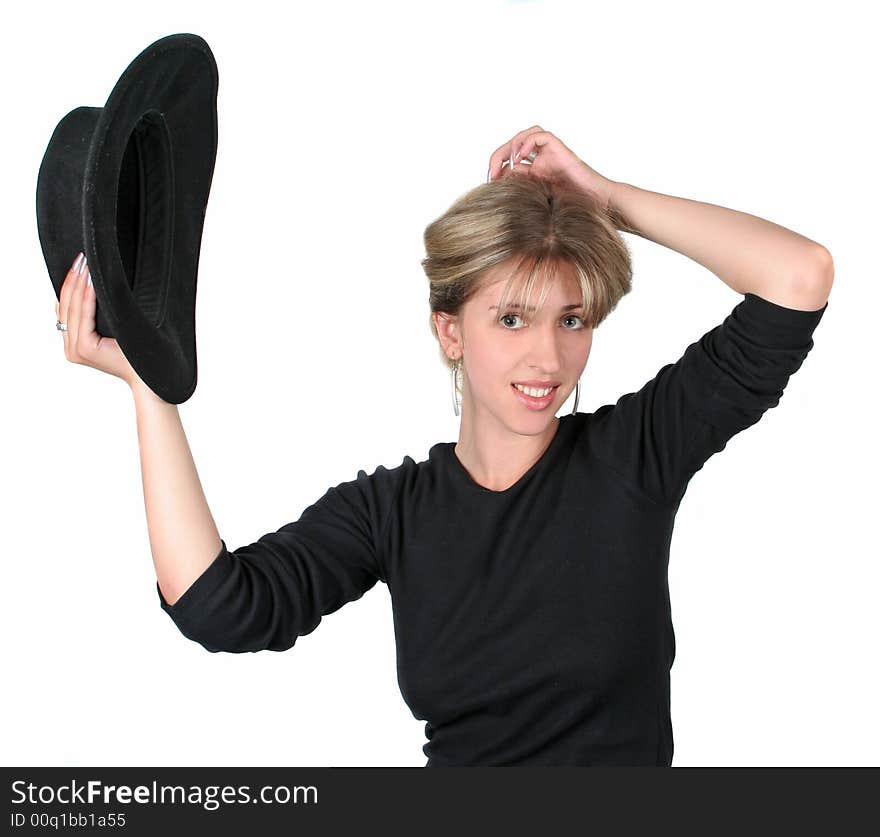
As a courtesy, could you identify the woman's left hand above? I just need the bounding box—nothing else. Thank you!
[487,125,617,212]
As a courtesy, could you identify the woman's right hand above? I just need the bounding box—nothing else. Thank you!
[56,252,144,390]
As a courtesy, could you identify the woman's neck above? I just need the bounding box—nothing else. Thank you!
[454,415,561,492]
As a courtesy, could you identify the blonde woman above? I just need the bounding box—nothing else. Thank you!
[55,126,833,766]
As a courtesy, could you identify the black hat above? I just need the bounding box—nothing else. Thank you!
[36,33,219,404]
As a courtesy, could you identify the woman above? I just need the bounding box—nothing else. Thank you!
[55,126,833,766]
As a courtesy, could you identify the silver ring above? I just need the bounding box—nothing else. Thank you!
[56,320,67,332]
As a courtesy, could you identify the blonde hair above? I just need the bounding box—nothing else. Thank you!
[421,170,635,371]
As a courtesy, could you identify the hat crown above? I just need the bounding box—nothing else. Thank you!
[36,106,102,299]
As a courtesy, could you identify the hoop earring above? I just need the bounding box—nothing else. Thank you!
[451,357,463,416]
[571,379,580,415]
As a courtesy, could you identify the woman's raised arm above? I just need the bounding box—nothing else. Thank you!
[131,379,223,607]
[54,252,224,609]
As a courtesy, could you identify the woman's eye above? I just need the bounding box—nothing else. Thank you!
[563,315,586,329]
[499,313,524,328]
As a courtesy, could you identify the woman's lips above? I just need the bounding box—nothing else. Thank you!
[511,383,559,410]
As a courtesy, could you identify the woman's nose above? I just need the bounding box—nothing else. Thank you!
[526,328,564,371]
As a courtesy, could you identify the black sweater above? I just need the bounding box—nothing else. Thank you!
[157,292,827,766]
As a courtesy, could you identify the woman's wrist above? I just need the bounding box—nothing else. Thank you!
[129,376,168,408]
[599,179,638,234]
[603,179,630,216]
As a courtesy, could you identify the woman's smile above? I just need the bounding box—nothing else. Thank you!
[511,382,559,409]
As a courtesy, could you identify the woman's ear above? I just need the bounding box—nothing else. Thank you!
[434,312,462,359]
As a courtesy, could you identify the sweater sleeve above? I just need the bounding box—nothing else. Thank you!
[155,463,398,653]
[586,291,828,507]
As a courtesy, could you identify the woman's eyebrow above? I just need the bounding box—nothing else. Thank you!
[488,303,584,312]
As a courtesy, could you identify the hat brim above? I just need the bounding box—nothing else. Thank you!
[85,33,218,403]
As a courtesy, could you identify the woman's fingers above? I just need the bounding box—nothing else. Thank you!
[488,124,545,180]
[60,253,84,310]
[66,261,85,359]
[80,262,98,354]
[509,125,545,167]
[58,254,84,354]
[516,130,553,165]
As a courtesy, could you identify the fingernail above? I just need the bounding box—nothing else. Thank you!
[73,252,84,273]
[86,267,92,287]
[78,256,88,277]
[486,167,491,183]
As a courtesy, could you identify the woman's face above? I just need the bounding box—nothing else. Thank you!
[456,260,594,432]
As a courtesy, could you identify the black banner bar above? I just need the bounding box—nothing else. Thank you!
[2,767,877,834]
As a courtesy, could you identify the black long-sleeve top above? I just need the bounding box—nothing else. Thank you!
[157,292,828,766]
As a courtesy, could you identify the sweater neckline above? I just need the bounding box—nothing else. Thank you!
[444,413,576,495]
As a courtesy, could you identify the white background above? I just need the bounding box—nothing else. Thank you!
[2,0,876,767]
